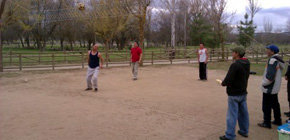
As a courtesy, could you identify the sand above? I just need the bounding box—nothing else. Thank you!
[0,64,288,140]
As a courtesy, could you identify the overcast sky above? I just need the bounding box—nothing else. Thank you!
[227,0,290,32]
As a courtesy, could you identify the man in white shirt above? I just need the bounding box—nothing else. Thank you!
[198,43,209,80]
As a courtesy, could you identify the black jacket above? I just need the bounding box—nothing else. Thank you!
[285,61,290,78]
[222,58,250,96]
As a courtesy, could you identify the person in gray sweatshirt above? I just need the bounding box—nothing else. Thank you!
[258,45,285,129]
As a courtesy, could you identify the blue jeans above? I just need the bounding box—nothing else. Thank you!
[225,95,249,140]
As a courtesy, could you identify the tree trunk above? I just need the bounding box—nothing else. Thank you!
[184,9,187,48]
[51,39,54,48]
[105,40,109,67]
[171,11,176,49]
[218,24,225,60]
[87,40,92,50]
[40,40,46,52]
[60,38,64,51]
[25,35,30,48]
[19,36,25,48]
[70,41,73,51]
[0,0,7,72]
[0,22,3,72]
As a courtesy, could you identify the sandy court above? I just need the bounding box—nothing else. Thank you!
[0,64,289,140]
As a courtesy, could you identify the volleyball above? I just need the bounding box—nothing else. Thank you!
[78,3,85,11]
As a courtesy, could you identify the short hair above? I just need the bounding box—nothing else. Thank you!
[238,52,245,58]
[200,42,204,45]
[134,41,139,46]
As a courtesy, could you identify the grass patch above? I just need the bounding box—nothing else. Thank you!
[193,61,267,76]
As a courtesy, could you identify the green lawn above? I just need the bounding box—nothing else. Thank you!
[208,62,266,76]
[194,61,289,76]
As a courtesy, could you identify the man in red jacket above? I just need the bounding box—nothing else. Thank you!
[131,41,143,80]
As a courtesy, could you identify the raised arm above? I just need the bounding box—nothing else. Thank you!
[197,49,200,62]
[205,48,209,63]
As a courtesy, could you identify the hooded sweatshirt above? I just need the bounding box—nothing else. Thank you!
[222,58,250,96]
[261,54,285,94]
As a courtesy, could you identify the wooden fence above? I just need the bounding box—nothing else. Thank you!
[3,49,290,71]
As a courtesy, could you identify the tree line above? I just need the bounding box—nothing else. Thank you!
[0,0,290,72]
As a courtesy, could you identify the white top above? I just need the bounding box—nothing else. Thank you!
[198,48,207,62]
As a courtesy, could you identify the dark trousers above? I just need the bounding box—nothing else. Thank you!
[199,62,207,80]
[262,93,281,125]
[288,81,290,108]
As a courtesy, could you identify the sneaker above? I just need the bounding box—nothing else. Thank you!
[219,135,230,140]
[257,122,271,129]
[272,120,282,126]
[94,88,98,92]
[238,130,248,138]
[85,88,92,91]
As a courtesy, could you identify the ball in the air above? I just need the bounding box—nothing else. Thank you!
[78,3,85,11]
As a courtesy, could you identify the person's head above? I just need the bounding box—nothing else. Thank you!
[134,41,139,48]
[231,47,245,60]
[266,45,279,57]
[92,44,98,51]
[199,43,204,49]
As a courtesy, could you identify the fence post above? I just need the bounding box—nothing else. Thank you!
[52,54,55,70]
[81,52,84,69]
[105,53,109,68]
[281,50,284,60]
[19,54,22,71]
[151,51,154,65]
[9,51,12,66]
[210,49,212,62]
[256,50,259,64]
[226,48,228,60]
[38,53,41,64]
[64,51,67,64]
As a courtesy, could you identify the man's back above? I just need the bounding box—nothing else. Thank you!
[222,58,250,96]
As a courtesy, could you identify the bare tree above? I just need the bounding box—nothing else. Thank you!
[204,0,231,60]
[162,0,179,49]
[247,0,261,21]
[0,0,7,72]
[91,0,130,67]
[125,0,151,65]
[263,17,273,33]
[180,0,190,48]
[287,18,290,32]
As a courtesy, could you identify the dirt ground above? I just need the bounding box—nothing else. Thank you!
[0,64,289,140]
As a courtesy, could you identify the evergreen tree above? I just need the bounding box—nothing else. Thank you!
[189,13,217,48]
[238,13,256,48]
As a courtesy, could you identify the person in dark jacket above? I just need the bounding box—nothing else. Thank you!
[285,60,290,119]
[219,47,250,140]
[258,45,285,128]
